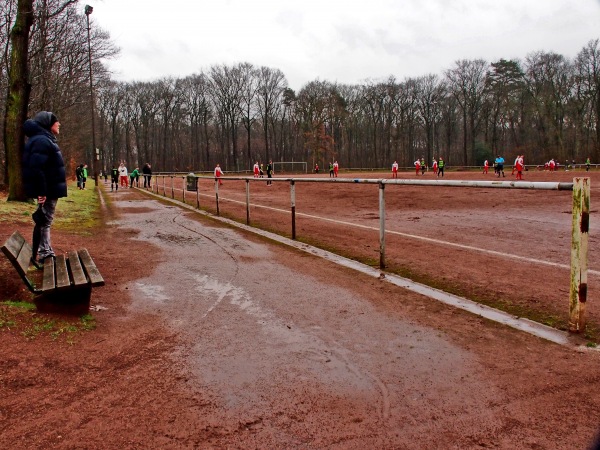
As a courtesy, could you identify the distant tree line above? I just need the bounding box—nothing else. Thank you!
[92,45,600,174]
[2,1,599,193]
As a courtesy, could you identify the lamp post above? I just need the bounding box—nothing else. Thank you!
[84,5,98,185]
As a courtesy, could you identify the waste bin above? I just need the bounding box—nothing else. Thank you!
[186,173,198,191]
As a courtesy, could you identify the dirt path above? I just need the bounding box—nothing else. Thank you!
[2,185,600,449]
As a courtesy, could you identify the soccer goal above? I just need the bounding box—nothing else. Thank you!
[273,161,308,174]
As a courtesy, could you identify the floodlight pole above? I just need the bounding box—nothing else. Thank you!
[85,5,98,185]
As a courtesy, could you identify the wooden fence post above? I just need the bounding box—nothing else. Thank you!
[569,177,590,332]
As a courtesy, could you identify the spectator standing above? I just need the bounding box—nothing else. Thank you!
[266,160,274,186]
[111,165,119,191]
[81,164,88,189]
[142,163,152,188]
[76,164,84,189]
[22,111,67,266]
[119,162,128,187]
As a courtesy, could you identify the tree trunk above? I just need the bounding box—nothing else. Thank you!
[4,0,34,201]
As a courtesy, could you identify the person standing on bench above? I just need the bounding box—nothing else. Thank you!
[22,111,67,267]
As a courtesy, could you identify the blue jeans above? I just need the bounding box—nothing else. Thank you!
[32,198,58,261]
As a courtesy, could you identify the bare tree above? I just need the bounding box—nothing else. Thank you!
[574,39,600,160]
[524,51,573,161]
[209,63,246,171]
[97,80,126,169]
[237,62,258,168]
[485,59,526,155]
[295,80,337,168]
[181,73,213,170]
[445,59,489,165]
[415,74,446,164]
[256,66,286,163]
[4,0,34,200]
[0,0,17,185]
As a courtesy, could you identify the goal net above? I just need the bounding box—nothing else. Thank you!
[272,161,308,174]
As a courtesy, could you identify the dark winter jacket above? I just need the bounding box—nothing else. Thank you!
[22,112,67,199]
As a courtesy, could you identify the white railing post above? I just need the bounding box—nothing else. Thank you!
[246,179,250,225]
[291,180,296,239]
[569,177,590,333]
[379,181,385,270]
[196,177,200,209]
[215,179,220,216]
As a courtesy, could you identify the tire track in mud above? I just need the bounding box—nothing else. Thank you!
[326,342,391,422]
[170,212,241,282]
[157,211,245,321]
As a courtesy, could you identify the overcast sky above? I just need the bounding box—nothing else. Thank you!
[91,0,600,91]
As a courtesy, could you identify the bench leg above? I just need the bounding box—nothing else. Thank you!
[34,286,92,315]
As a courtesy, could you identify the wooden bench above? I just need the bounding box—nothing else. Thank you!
[1,231,104,314]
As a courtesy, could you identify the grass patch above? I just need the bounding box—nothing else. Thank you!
[0,300,96,343]
[0,182,101,234]
[0,184,102,340]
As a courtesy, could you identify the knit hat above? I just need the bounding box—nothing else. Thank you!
[33,111,59,130]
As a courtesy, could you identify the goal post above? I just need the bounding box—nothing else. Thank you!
[272,161,308,174]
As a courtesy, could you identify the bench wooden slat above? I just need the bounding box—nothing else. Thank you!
[67,250,88,287]
[2,230,31,276]
[16,241,33,274]
[54,255,70,290]
[2,231,26,259]
[42,257,56,291]
[2,231,37,293]
[78,249,105,287]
